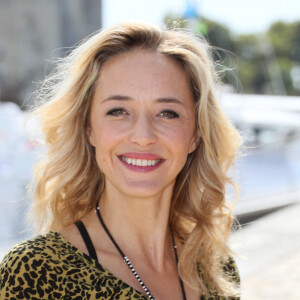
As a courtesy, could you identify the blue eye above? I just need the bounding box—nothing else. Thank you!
[160,110,179,119]
[106,107,127,116]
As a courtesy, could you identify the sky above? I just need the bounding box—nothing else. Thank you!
[103,0,300,34]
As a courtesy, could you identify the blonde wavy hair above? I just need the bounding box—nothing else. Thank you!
[30,22,241,296]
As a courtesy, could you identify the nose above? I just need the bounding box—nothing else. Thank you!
[129,113,158,147]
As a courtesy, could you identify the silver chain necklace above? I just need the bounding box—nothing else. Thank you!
[95,205,187,300]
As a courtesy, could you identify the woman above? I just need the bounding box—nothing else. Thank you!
[0,22,241,299]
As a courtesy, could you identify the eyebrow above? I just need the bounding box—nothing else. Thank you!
[156,97,185,107]
[102,95,133,103]
[102,95,185,107]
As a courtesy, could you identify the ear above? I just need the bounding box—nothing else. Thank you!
[86,125,96,147]
[188,130,201,154]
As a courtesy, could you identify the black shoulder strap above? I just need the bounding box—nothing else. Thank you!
[75,220,98,262]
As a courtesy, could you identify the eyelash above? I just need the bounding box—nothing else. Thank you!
[106,107,127,116]
[159,110,179,119]
[106,108,179,119]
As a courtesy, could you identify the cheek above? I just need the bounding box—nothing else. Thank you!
[165,124,195,150]
[94,150,106,171]
[91,128,110,166]
[92,123,125,164]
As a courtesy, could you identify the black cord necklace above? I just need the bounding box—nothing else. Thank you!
[95,205,187,300]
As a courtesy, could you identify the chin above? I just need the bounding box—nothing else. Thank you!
[121,180,174,198]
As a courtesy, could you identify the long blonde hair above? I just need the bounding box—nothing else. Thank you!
[30,22,241,296]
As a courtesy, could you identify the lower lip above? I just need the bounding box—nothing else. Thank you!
[118,157,164,173]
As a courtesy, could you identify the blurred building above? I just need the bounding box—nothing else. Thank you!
[0,0,101,107]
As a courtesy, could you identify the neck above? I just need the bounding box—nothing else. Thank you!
[98,183,175,270]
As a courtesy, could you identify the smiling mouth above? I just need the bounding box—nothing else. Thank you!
[120,156,162,166]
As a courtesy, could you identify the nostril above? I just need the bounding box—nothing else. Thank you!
[129,132,158,145]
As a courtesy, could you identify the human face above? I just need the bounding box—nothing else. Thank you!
[87,49,197,198]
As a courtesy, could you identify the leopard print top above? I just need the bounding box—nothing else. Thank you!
[0,232,240,299]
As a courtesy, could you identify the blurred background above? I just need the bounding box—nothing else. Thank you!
[0,0,299,298]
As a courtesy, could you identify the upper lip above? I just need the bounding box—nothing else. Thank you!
[119,152,164,160]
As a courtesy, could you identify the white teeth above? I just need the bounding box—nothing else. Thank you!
[122,156,160,166]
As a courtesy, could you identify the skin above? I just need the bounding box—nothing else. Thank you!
[60,49,199,300]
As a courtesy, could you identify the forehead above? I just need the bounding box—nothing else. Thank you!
[93,49,193,104]
[99,48,184,76]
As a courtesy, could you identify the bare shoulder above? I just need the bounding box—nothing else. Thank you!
[58,223,78,238]
[58,223,88,255]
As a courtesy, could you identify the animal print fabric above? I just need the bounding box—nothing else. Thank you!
[0,232,240,299]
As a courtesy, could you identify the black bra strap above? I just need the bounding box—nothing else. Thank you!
[75,220,98,262]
